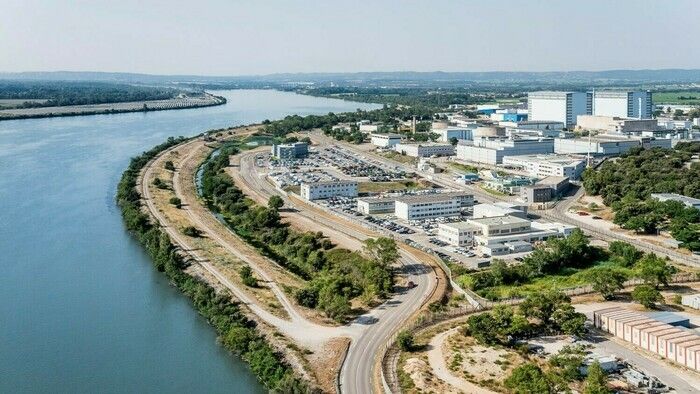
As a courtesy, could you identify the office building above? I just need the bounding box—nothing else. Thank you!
[576,115,659,134]
[394,192,473,220]
[370,133,402,148]
[528,91,592,127]
[356,197,395,215]
[651,193,700,209]
[554,135,672,155]
[592,91,653,119]
[300,180,358,200]
[271,142,309,159]
[456,136,554,165]
[502,154,586,179]
[395,142,455,157]
[521,177,570,203]
[437,221,483,247]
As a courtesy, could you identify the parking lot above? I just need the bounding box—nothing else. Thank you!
[319,146,406,180]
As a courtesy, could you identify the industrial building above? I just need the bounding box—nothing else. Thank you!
[657,118,694,130]
[499,120,565,131]
[394,192,473,220]
[592,90,653,119]
[527,91,592,127]
[520,176,571,203]
[394,142,455,157]
[483,175,538,195]
[434,126,474,142]
[651,193,700,209]
[300,180,358,200]
[553,135,672,155]
[359,123,381,133]
[502,154,586,179]
[576,115,659,134]
[370,133,403,148]
[593,307,700,372]
[356,197,395,215]
[271,142,309,159]
[456,136,554,165]
[472,202,528,219]
[438,214,575,255]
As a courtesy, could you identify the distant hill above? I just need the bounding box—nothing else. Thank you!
[3,69,700,85]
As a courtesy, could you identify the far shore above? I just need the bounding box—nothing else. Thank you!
[0,92,226,121]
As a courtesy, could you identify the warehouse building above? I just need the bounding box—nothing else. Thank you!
[356,197,395,215]
[554,135,672,155]
[395,142,455,157]
[528,91,592,127]
[394,192,473,220]
[456,136,554,165]
[651,193,700,210]
[271,142,309,159]
[370,133,403,148]
[592,90,653,119]
[576,115,659,134]
[502,154,586,179]
[300,180,358,200]
[593,307,700,372]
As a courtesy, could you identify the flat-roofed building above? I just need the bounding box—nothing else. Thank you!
[438,221,482,247]
[681,294,700,309]
[472,202,528,219]
[468,215,571,256]
[271,142,309,159]
[528,91,592,127]
[456,136,554,165]
[395,142,455,157]
[576,115,659,133]
[300,180,358,200]
[356,197,395,215]
[499,120,565,131]
[503,154,586,179]
[592,90,653,119]
[651,193,700,210]
[394,192,473,220]
[554,135,672,155]
[370,133,402,148]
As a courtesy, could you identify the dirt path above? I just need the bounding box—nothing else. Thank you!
[426,328,498,394]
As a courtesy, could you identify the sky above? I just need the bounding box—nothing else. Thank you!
[1,0,698,76]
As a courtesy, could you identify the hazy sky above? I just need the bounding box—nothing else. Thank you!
[1,0,697,76]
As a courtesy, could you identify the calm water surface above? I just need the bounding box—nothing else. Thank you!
[0,90,379,393]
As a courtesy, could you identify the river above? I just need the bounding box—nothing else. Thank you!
[0,90,379,393]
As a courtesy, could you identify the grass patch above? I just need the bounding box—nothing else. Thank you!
[479,185,508,196]
[379,150,418,165]
[449,162,480,174]
[653,91,700,105]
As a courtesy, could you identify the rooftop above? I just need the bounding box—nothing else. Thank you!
[302,180,358,186]
[651,193,700,206]
[370,132,403,138]
[468,215,530,226]
[356,196,396,204]
[395,192,471,204]
[537,176,570,185]
[505,153,586,166]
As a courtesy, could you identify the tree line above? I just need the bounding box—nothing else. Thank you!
[116,136,309,392]
[582,144,700,250]
[201,142,398,322]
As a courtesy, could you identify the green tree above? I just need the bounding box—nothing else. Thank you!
[239,265,258,287]
[449,137,458,146]
[549,345,586,382]
[608,241,642,267]
[268,195,284,210]
[632,284,663,309]
[504,363,552,394]
[169,196,182,208]
[164,160,176,171]
[551,303,587,336]
[583,361,611,394]
[397,330,415,351]
[182,226,200,237]
[637,254,676,288]
[363,237,399,266]
[588,267,627,300]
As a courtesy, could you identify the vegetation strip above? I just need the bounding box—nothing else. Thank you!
[116,136,308,392]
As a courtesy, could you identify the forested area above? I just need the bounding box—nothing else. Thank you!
[116,137,308,392]
[582,143,700,250]
[201,142,398,322]
[0,81,179,107]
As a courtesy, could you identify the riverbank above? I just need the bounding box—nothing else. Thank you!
[0,92,226,120]
[116,132,309,392]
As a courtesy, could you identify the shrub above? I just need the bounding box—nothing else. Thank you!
[182,226,200,237]
[397,330,414,351]
[169,196,182,208]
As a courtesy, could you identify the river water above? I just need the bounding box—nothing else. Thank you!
[0,90,379,393]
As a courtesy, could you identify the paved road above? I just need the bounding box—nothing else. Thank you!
[236,150,438,393]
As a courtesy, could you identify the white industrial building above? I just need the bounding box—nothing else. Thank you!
[472,202,528,219]
[576,115,659,134]
[435,126,474,142]
[651,193,700,209]
[370,133,402,148]
[681,294,700,310]
[499,120,565,131]
[438,215,575,255]
[592,90,653,119]
[395,142,455,157]
[271,142,309,159]
[593,307,700,372]
[502,154,586,179]
[456,136,554,165]
[356,197,395,214]
[527,91,592,127]
[394,192,473,220]
[300,180,358,200]
[554,135,672,155]
[359,124,380,133]
[657,118,694,130]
